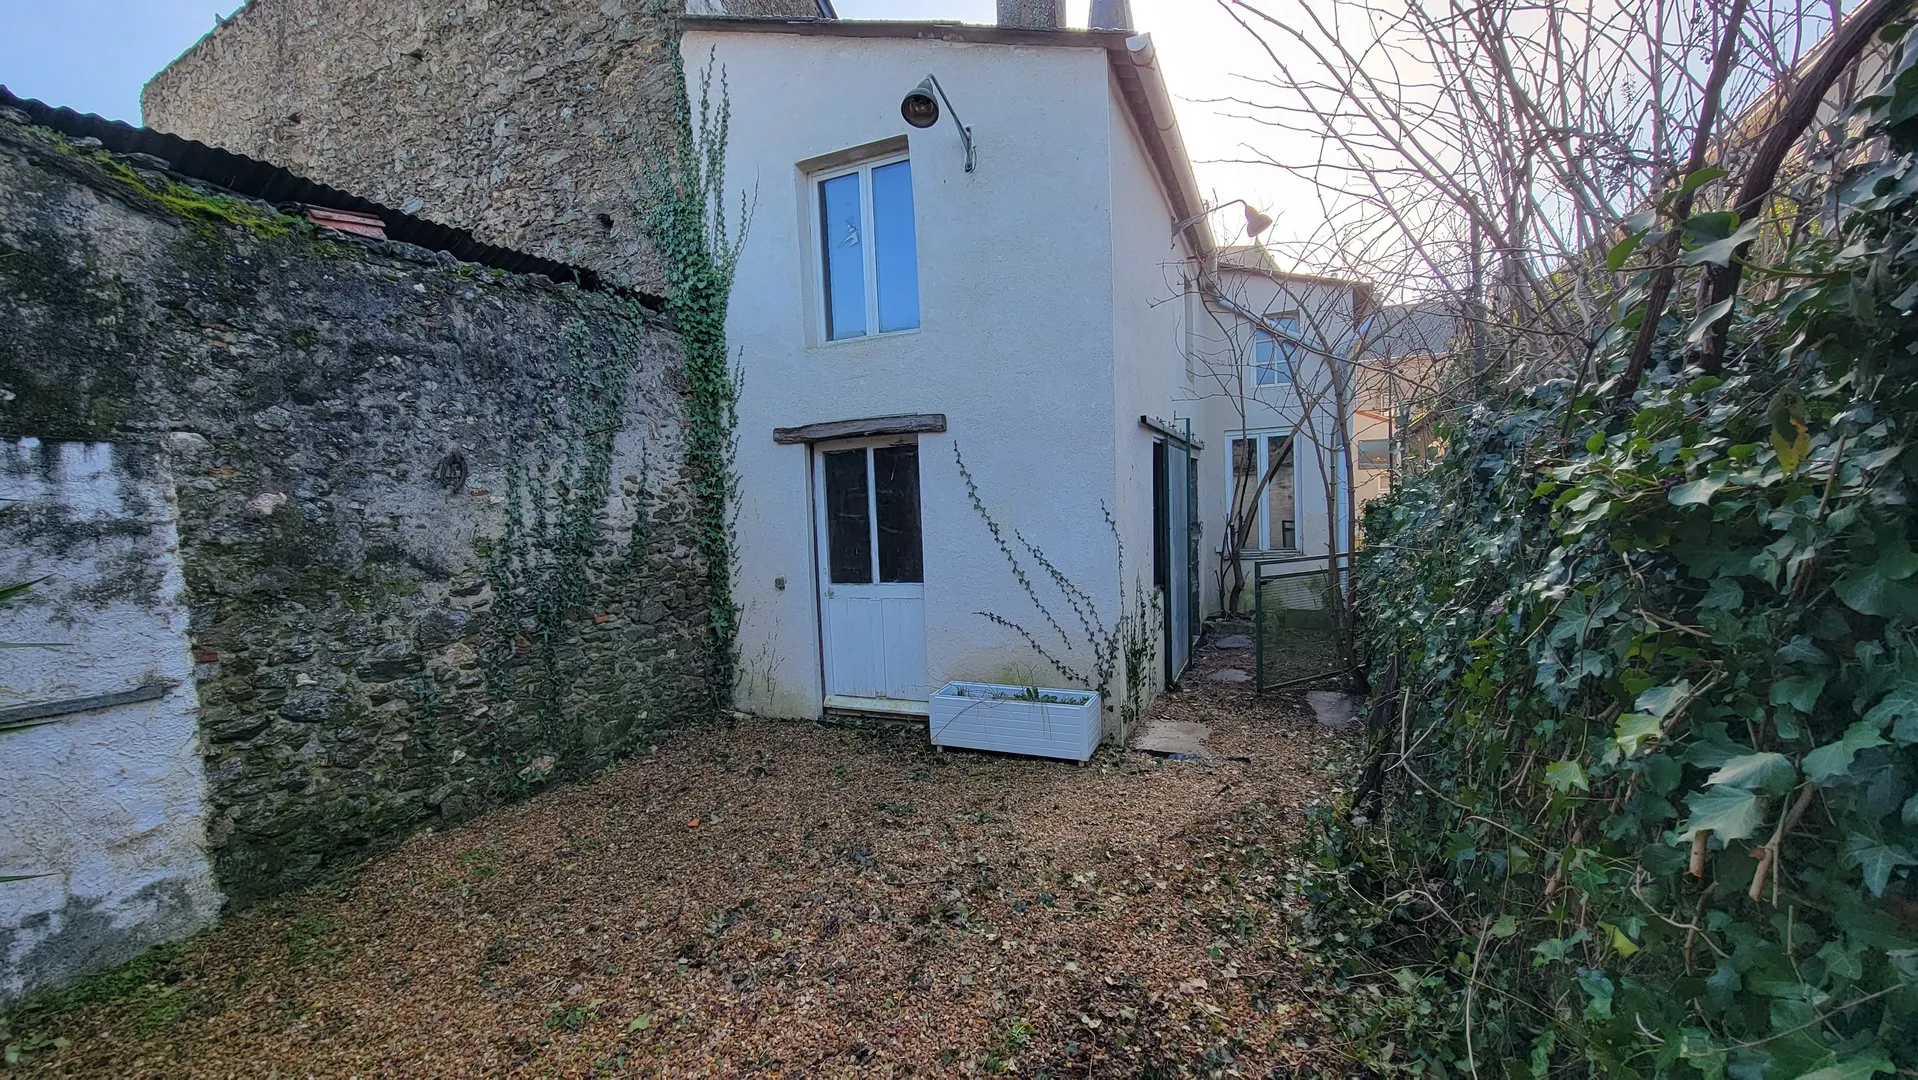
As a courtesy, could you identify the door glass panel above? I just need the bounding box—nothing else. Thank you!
[871,160,920,333]
[872,444,923,583]
[819,172,866,340]
[823,449,872,584]
[1230,438,1261,551]
[1266,435,1296,550]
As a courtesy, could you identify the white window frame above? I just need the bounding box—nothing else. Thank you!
[1252,312,1298,387]
[811,152,917,343]
[1227,430,1301,554]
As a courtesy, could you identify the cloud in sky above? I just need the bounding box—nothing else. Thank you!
[0,0,1320,247]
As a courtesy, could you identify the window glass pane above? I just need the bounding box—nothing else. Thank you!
[871,160,920,333]
[872,444,923,583]
[1254,319,1296,385]
[1253,331,1277,386]
[1358,439,1391,468]
[819,173,866,340]
[1265,435,1295,550]
[1230,438,1262,551]
[823,449,872,583]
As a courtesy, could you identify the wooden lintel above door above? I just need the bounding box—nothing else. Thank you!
[772,413,947,445]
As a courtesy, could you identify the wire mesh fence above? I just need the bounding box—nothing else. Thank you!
[1253,555,1355,692]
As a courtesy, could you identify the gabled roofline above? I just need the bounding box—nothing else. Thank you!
[681,17,1213,260]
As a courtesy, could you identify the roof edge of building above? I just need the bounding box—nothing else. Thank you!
[0,86,653,304]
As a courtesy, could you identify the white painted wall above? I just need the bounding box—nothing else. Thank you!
[0,440,221,1004]
[1104,72,1195,697]
[689,27,1190,733]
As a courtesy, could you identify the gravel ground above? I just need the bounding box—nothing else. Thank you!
[9,644,1359,1078]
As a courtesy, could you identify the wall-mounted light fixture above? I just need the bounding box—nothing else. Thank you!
[901,74,975,173]
[1171,198,1272,241]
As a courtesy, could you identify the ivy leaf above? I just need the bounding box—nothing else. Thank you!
[1669,473,1728,507]
[1816,940,1864,981]
[1679,786,1765,841]
[1771,416,1812,473]
[1684,297,1737,344]
[1615,712,1664,758]
[1793,1057,1895,1080]
[1577,968,1614,1018]
[1491,913,1519,938]
[1533,929,1589,965]
[1833,564,1918,616]
[1677,166,1729,196]
[1804,722,1890,784]
[1684,723,1751,770]
[1637,681,1692,720]
[1904,793,1918,827]
[1862,683,1918,744]
[1607,230,1647,271]
[1769,674,1826,714]
[1545,760,1590,793]
[1599,921,1641,957]
[1700,576,1744,610]
[1843,833,1916,897]
[1708,752,1797,794]
[1681,220,1764,267]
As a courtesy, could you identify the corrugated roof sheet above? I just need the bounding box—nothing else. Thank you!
[0,86,656,307]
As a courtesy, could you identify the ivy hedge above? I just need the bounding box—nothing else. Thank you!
[1332,40,1918,1079]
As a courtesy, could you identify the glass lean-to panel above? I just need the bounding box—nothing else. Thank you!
[1231,438,1262,550]
[823,449,873,584]
[819,172,866,340]
[872,444,923,583]
[871,160,921,333]
[1266,435,1296,551]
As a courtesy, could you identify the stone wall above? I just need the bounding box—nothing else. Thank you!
[141,0,823,293]
[0,106,709,954]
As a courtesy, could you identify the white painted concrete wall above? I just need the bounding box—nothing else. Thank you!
[1189,272,1358,616]
[1105,72,1195,700]
[0,440,221,1004]
[689,28,1180,733]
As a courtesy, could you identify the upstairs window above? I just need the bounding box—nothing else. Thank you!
[1253,315,1297,386]
[817,156,920,340]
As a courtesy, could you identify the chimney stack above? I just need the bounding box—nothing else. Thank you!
[997,0,1065,29]
[1087,0,1132,29]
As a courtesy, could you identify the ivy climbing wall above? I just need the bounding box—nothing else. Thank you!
[0,108,712,926]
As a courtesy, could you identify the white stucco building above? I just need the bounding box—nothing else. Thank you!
[690,7,1397,737]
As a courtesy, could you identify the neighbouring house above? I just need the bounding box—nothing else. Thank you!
[141,0,1396,728]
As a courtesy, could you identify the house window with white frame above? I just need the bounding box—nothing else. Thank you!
[1229,432,1297,552]
[816,155,920,341]
[1252,314,1297,386]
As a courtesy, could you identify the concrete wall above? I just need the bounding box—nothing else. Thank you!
[1104,73,1194,700]
[0,441,222,1004]
[0,108,707,988]
[141,0,819,292]
[687,28,1150,730]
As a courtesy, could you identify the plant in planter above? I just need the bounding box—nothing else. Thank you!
[928,681,1101,762]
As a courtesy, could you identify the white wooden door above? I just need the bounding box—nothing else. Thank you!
[815,439,927,708]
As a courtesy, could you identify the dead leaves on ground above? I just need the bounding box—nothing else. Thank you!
[9,650,1357,1078]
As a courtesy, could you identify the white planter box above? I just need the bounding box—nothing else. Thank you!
[927,681,1102,762]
